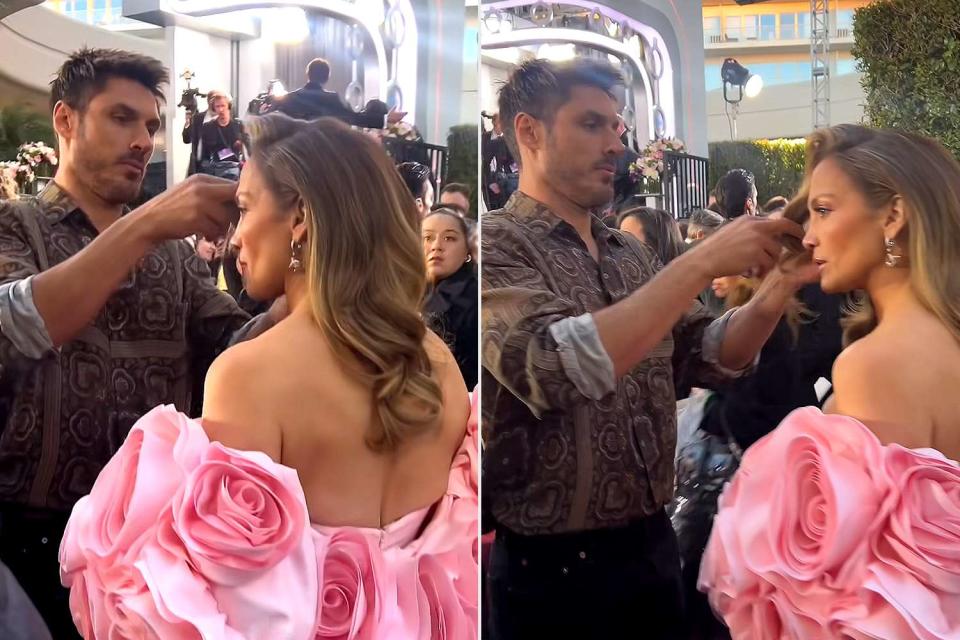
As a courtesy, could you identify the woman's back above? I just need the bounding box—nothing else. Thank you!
[204,309,469,528]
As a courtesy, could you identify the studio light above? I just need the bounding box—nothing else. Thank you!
[720,57,762,140]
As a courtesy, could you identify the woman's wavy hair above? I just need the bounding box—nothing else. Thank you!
[782,124,960,347]
[244,113,442,451]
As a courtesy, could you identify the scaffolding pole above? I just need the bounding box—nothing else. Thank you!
[811,0,830,129]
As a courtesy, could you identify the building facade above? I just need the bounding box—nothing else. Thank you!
[702,0,872,142]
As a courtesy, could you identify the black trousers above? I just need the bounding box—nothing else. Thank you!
[488,509,686,640]
[0,505,81,639]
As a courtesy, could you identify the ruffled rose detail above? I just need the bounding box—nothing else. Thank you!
[170,443,308,586]
[700,408,960,639]
[61,392,479,640]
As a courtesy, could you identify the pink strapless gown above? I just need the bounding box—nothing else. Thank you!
[698,407,960,639]
[59,395,479,639]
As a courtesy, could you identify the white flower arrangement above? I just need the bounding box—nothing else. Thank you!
[628,138,686,185]
[383,121,422,142]
[11,141,58,188]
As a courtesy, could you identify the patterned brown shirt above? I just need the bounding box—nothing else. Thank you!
[481,191,742,535]
[0,183,249,510]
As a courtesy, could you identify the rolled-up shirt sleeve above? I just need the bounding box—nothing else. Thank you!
[0,205,54,380]
[481,219,615,417]
[0,277,53,359]
[672,299,757,397]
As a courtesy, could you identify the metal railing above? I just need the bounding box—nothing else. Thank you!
[661,151,710,220]
[381,138,449,187]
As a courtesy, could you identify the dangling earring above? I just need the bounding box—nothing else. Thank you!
[884,237,902,267]
[289,238,304,272]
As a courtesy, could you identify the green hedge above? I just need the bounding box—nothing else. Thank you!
[852,0,960,159]
[445,124,478,218]
[708,138,806,204]
[0,105,55,161]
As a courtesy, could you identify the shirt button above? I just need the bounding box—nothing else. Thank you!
[578,551,587,560]
[41,537,48,545]
[602,272,610,279]
[561,566,569,575]
[520,558,528,567]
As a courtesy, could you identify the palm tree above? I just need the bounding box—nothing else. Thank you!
[0,105,55,161]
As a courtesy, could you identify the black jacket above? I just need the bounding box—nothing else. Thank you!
[701,284,844,449]
[424,263,478,389]
[182,111,207,177]
[273,82,386,128]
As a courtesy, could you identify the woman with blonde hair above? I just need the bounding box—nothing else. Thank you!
[699,124,960,638]
[58,114,477,638]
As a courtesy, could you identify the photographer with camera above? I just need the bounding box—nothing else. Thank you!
[181,88,216,177]
[197,90,243,181]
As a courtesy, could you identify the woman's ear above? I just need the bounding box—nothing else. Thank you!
[290,199,308,244]
[883,195,908,241]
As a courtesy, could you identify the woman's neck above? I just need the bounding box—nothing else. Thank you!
[284,273,310,316]
[866,266,919,325]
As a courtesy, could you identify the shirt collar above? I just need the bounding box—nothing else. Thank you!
[37,180,132,228]
[37,181,83,224]
[504,190,625,248]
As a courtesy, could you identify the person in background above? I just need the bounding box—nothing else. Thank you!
[714,168,757,219]
[686,208,726,244]
[198,90,243,179]
[761,195,788,217]
[422,208,478,388]
[182,89,217,177]
[273,58,403,128]
[398,161,434,218]
[440,182,472,213]
[616,205,685,266]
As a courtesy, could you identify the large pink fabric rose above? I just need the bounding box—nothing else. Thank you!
[416,553,473,640]
[701,408,960,639]
[170,443,308,586]
[315,530,382,639]
[60,407,208,577]
[710,409,890,588]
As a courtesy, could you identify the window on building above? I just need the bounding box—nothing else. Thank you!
[743,15,759,40]
[703,16,722,43]
[836,9,854,35]
[725,15,741,41]
[798,12,810,38]
[781,13,796,39]
[760,14,776,40]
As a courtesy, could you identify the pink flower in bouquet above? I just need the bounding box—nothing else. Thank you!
[315,530,381,639]
[170,443,308,586]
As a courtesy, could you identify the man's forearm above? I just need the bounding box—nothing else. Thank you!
[32,212,155,347]
[594,250,712,377]
[719,269,798,370]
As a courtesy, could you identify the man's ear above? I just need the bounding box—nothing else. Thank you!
[514,112,544,160]
[52,100,78,145]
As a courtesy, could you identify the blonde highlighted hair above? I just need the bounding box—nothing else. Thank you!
[782,124,960,347]
[245,113,442,451]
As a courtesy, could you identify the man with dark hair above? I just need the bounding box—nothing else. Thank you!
[439,182,472,213]
[0,47,268,637]
[762,195,789,216]
[273,57,404,128]
[715,167,758,218]
[482,58,815,638]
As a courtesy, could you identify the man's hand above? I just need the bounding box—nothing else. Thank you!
[689,216,805,279]
[132,174,240,243]
[387,109,408,125]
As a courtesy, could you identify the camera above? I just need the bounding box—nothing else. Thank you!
[178,87,203,113]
